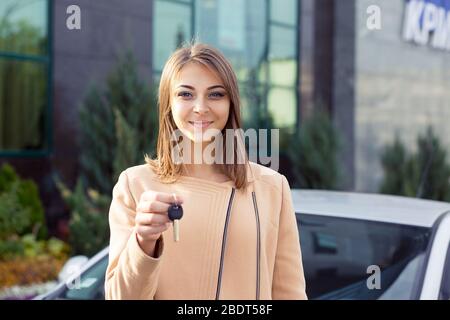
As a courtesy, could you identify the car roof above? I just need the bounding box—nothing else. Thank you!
[291,189,450,228]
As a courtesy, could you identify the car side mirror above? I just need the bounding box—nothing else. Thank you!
[58,256,89,283]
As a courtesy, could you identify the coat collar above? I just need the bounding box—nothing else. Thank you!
[246,161,259,183]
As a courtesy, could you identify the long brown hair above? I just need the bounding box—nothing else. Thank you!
[145,42,249,189]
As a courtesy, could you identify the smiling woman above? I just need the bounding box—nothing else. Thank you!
[105,42,307,300]
[171,63,230,145]
[147,43,247,187]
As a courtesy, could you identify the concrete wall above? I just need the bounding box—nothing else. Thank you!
[354,0,450,192]
[333,0,356,190]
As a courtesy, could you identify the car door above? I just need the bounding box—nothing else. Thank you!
[420,212,450,299]
[439,243,450,300]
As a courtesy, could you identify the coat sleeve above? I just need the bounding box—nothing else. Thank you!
[271,175,308,300]
[104,170,164,300]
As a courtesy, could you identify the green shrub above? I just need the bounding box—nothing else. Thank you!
[0,164,47,240]
[78,51,158,196]
[0,186,31,239]
[0,238,25,260]
[287,111,341,189]
[55,177,110,257]
[56,51,158,257]
[0,255,67,288]
[0,234,70,262]
[380,127,450,201]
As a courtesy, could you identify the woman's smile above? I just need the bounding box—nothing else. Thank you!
[188,120,214,129]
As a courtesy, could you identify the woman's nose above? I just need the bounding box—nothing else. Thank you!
[193,97,209,113]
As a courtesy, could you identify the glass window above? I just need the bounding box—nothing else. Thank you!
[62,255,109,300]
[0,60,47,150]
[195,0,267,84]
[296,213,431,300]
[153,0,192,72]
[240,82,265,129]
[154,0,300,140]
[269,25,296,60]
[0,0,48,55]
[270,0,297,26]
[267,87,296,128]
[0,0,49,154]
[269,59,296,87]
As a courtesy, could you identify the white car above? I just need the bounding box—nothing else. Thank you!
[292,190,450,300]
[36,190,450,300]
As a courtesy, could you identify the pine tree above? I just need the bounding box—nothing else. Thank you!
[112,107,139,183]
[379,127,450,201]
[56,51,158,256]
[78,51,158,195]
[78,86,115,195]
[379,136,409,196]
[287,111,341,189]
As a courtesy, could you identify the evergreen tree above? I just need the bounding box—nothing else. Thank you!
[380,127,450,201]
[79,51,158,195]
[379,136,409,196]
[56,51,158,256]
[287,111,341,189]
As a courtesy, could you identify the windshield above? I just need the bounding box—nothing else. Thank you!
[297,213,431,300]
[60,255,109,300]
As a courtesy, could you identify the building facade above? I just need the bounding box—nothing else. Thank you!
[1,0,449,235]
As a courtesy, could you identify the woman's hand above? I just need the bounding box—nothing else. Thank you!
[135,191,184,257]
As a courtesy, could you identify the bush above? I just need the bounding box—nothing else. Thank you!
[0,255,66,288]
[287,111,341,189]
[0,163,47,240]
[56,51,158,257]
[0,187,31,239]
[78,51,158,196]
[55,177,110,257]
[0,164,70,289]
[0,233,70,288]
[0,234,70,262]
[380,127,450,201]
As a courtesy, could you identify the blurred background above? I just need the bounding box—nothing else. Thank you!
[0,0,449,299]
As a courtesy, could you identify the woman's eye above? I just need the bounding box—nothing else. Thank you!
[209,92,225,99]
[178,91,193,98]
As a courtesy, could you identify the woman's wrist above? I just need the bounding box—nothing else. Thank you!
[136,233,158,257]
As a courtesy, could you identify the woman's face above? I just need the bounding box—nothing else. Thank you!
[171,62,230,145]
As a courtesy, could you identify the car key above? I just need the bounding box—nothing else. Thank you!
[168,194,183,242]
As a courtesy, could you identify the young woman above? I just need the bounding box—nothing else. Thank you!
[105,43,307,300]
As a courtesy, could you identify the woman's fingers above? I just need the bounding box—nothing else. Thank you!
[135,224,170,241]
[137,200,171,214]
[135,212,170,226]
[140,191,184,205]
[135,190,182,242]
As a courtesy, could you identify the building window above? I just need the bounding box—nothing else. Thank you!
[153,0,193,74]
[0,0,51,156]
[153,0,299,130]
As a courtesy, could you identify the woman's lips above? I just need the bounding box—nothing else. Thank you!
[189,121,213,129]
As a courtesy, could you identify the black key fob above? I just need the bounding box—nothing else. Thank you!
[168,204,183,221]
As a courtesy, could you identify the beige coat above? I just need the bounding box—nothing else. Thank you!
[105,161,307,300]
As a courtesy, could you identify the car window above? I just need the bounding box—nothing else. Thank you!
[60,254,109,300]
[296,213,431,300]
[439,244,450,300]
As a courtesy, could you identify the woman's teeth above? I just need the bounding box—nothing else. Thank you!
[189,121,212,129]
